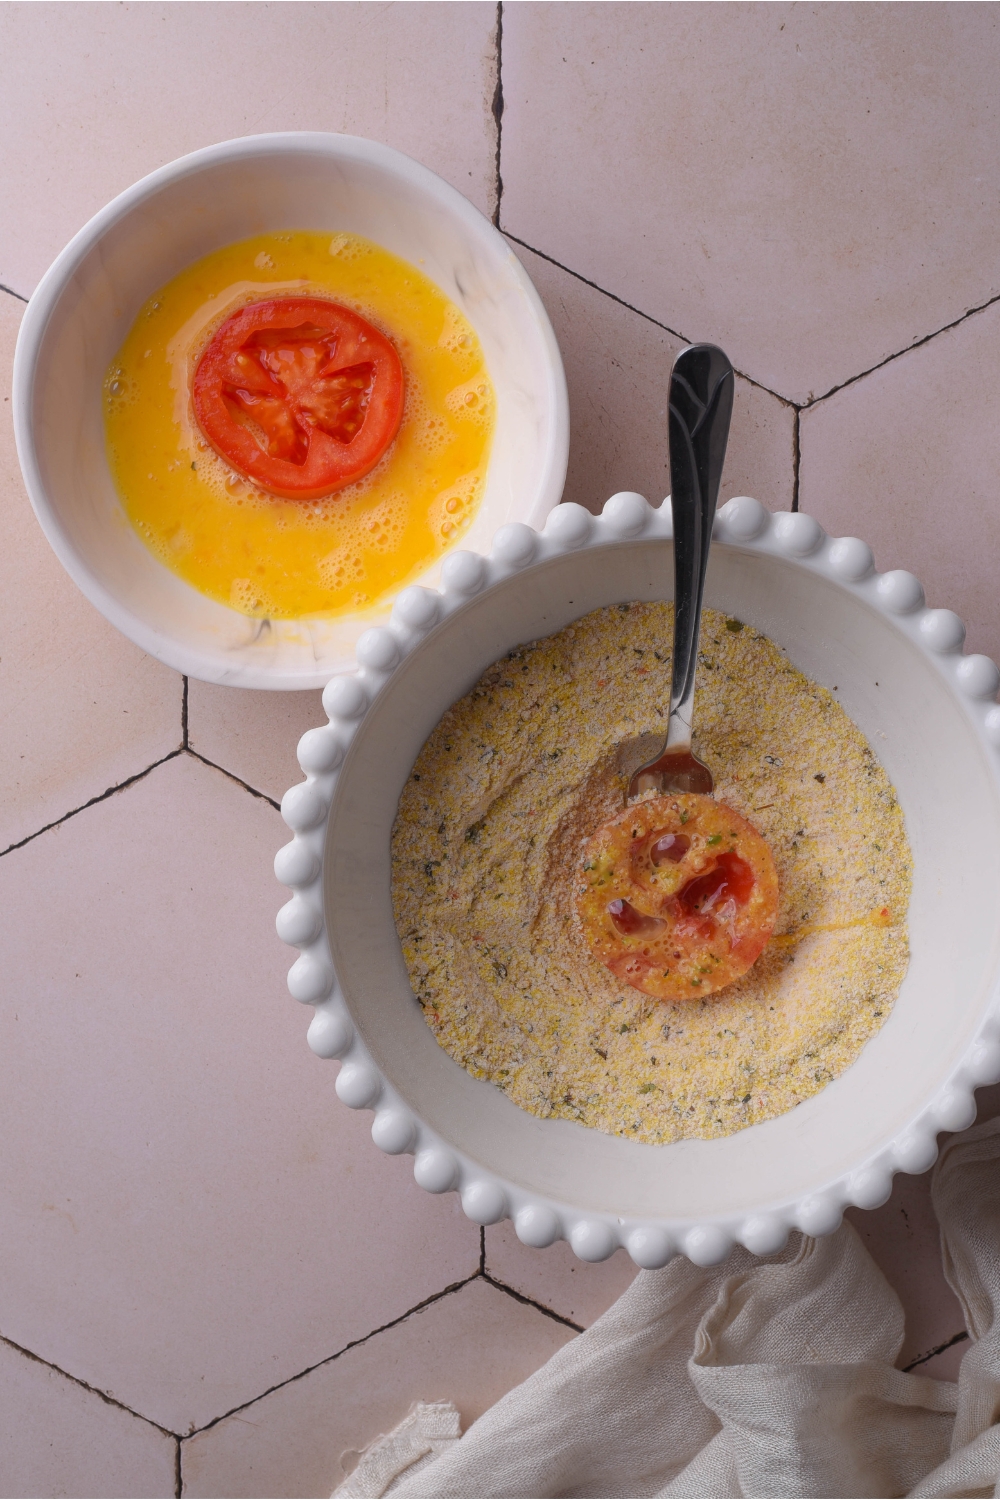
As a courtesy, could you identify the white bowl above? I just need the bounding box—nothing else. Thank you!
[12,133,568,689]
[275,494,1000,1266]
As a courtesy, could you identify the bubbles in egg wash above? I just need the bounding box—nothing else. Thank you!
[430,471,482,540]
[438,303,479,364]
[103,365,138,411]
[230,577,280,618]
[445,375,494,429]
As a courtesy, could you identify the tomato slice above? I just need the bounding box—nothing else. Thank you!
[192,297,404,500]
[576,794,779,1001]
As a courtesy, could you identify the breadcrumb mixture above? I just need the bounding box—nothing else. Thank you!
[390,603,911,1143]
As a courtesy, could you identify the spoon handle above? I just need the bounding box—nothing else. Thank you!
[666,344,734,751]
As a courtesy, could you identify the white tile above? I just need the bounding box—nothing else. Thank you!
[800,299,1000,666]
[182,1278,574,1498]
[485,1221,638,1330]
[514,242,795,514]
[0,293,182,853]
[0,1,499,296]
[0,1337,175,1499]
[502,5,1000,402]
[0,754,479,1433]
[188,683,324,806]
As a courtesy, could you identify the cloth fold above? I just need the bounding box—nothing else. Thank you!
[337,1402,462,1498]
[336,1116,1000,1499]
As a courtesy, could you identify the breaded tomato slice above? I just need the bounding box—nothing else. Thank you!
[576,793,779,1001]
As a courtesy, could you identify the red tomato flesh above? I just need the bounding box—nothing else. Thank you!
[678,852,755,916]
[651,832,690,865]
[192,297,404,500]
[608,899,667,938]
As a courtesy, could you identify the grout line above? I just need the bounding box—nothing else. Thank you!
[801,288,1000,410]
[181,676,189,750]
[502,233,796,410]
[185,1274,479,1439]
[0,751,183,860]
[0,739,280,862]
[174,1435,182,1498]
[0,1329,177,1437]
[902,1328,969,1373]
[791,409,801,512]
[479,1225,487,1276]
[481,1273,584,1334]
[492,1,504,229]
[183,748,280,811]
[505,235,1000,418]
[1,281,28,304]
[491,1,503,229]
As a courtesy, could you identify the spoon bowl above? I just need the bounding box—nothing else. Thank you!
[629,745,714,798]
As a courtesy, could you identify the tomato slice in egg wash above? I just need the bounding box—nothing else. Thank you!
[192,297,404,500]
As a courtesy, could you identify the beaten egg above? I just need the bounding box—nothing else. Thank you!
[103,231,495,619]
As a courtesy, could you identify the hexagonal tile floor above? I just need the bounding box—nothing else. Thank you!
[2,4,995,1494]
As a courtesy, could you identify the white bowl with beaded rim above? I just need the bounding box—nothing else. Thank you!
[12,132,568,689]
[275,492,1000,1266]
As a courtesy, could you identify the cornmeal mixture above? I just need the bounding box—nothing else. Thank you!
[391,604,911,1143]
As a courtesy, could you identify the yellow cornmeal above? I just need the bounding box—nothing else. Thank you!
[104,231,495,619]
[391,603,912,1144]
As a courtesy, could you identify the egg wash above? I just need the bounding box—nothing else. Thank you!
[103,231,495,619]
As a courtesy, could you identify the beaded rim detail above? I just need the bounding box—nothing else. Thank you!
[275,493,1000,1269]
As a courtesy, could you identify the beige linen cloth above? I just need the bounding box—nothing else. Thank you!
[335,1117,1000,1499]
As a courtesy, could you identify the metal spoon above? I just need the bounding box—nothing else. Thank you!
[628,343,734,800]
